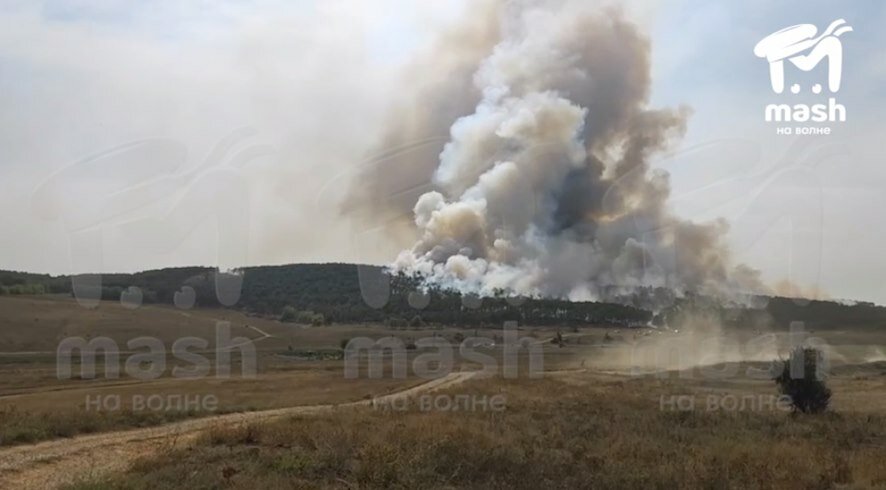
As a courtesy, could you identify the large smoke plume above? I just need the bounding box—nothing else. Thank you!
[349,1,764,302]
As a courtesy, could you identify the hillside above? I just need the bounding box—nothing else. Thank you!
[1,264,884,330]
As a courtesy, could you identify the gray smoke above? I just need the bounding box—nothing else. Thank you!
[352,1,764,301]
[340,0,502,245]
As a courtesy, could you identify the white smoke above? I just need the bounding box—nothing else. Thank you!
[375,2,764,301]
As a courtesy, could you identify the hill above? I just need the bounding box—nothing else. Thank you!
[1,264,884,330]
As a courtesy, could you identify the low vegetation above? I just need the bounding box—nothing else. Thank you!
[0,406,202,447]
[0,283,46,295]
[280,306,326,325]
[63,376,886,489]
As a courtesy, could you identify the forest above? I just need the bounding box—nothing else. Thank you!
[1,264,884,330]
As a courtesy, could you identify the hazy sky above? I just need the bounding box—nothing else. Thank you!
[1,1,884,303]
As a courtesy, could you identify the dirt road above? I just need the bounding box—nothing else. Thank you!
[0,371,476,489]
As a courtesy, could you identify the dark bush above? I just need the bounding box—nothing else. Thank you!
[774,347,832,414]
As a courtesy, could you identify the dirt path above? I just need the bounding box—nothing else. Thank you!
[0,371,476,489]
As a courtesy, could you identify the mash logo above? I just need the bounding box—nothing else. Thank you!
[755,19,852,94]
[755,19,852,133]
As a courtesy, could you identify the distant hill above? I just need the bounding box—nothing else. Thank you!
[0,264,650,327]
[1,264,884,330]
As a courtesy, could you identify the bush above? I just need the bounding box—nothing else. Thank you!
[7,283,46,295]
[280,306,297,323]
[774,347,832,414]
[295,310,317,324]
[281,307,324,325]
[409,315,423,328]
[0,285,8,295]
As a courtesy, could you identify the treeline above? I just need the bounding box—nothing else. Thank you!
[0,264,651,327]
[236,264,652,327]
[754,296,886,330]
[0,283,47,295]
[655,293,886,331]
[0,271,68,294]
[1,264,885,329]
[0,267,229,307]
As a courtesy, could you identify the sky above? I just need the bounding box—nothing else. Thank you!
[0,0,884,303]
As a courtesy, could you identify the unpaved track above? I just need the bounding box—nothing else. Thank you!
[0,371,476,489]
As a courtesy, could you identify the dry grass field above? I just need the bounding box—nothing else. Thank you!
[4,295,886,489]
[62,370,886,490]
[0,295,566,447]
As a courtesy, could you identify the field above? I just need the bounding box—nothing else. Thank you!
[62,371,886,489]
[2,294,886,488]
[0,295,567,446]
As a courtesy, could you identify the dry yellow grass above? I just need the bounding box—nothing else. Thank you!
[6,296,886,488]
[0,296,528,447]
[63,373,886,490]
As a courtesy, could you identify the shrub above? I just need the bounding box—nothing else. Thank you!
[280,306,297,323]
[281,307,323,325]
[409,315,423,328]
[8,283,46,295]
[294,310,317,324]
[774,347,832,414]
